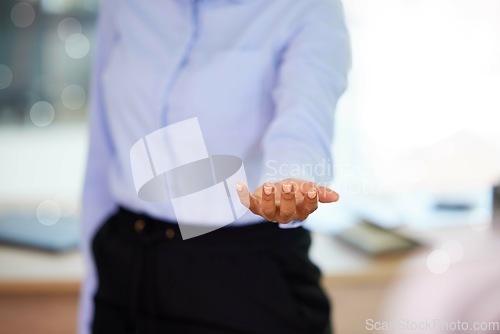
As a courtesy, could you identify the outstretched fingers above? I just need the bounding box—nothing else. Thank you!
[261,183,277,221]
[236,180,338,224]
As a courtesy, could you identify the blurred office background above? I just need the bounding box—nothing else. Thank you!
[0,0,96,206]
[0,0,500,333]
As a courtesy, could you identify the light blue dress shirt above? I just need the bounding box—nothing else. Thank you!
[79,0,350,332]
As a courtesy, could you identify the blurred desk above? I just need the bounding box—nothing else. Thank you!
[0,245,83,295]
[311,233,412,284]
[0,245,83,334]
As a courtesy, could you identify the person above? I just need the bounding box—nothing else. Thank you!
[80,0,350,333]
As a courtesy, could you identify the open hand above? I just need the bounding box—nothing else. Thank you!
[236,179,339,224]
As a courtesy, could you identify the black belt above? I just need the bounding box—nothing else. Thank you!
[113,206,306,252]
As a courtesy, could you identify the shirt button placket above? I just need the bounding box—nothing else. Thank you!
[161,0,201,126]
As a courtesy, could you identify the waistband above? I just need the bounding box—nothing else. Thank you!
[108,206,308,251]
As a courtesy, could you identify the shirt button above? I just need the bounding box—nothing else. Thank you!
[134,219,145,233]
[165,228,175,239]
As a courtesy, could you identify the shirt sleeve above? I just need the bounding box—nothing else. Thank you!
[78,1,119,333]
[260,0,351,186]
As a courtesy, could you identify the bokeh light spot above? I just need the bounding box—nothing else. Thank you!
[11,2,35,28]
[61,84,86,110]
[30,101,55,127]
[65,33,90,59]
[36,200,61,226]
[0,64,13,90]
[57,17,82,42]
[427,249,450,274]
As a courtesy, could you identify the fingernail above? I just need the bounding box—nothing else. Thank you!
[236,183,243,192]
[264,184,272,195]
[308,189,317,199]
[282,183,292,193]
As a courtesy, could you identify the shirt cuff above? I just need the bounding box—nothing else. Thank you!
[279,220,304,229]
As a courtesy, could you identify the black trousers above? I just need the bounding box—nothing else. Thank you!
[91,207,332,334]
